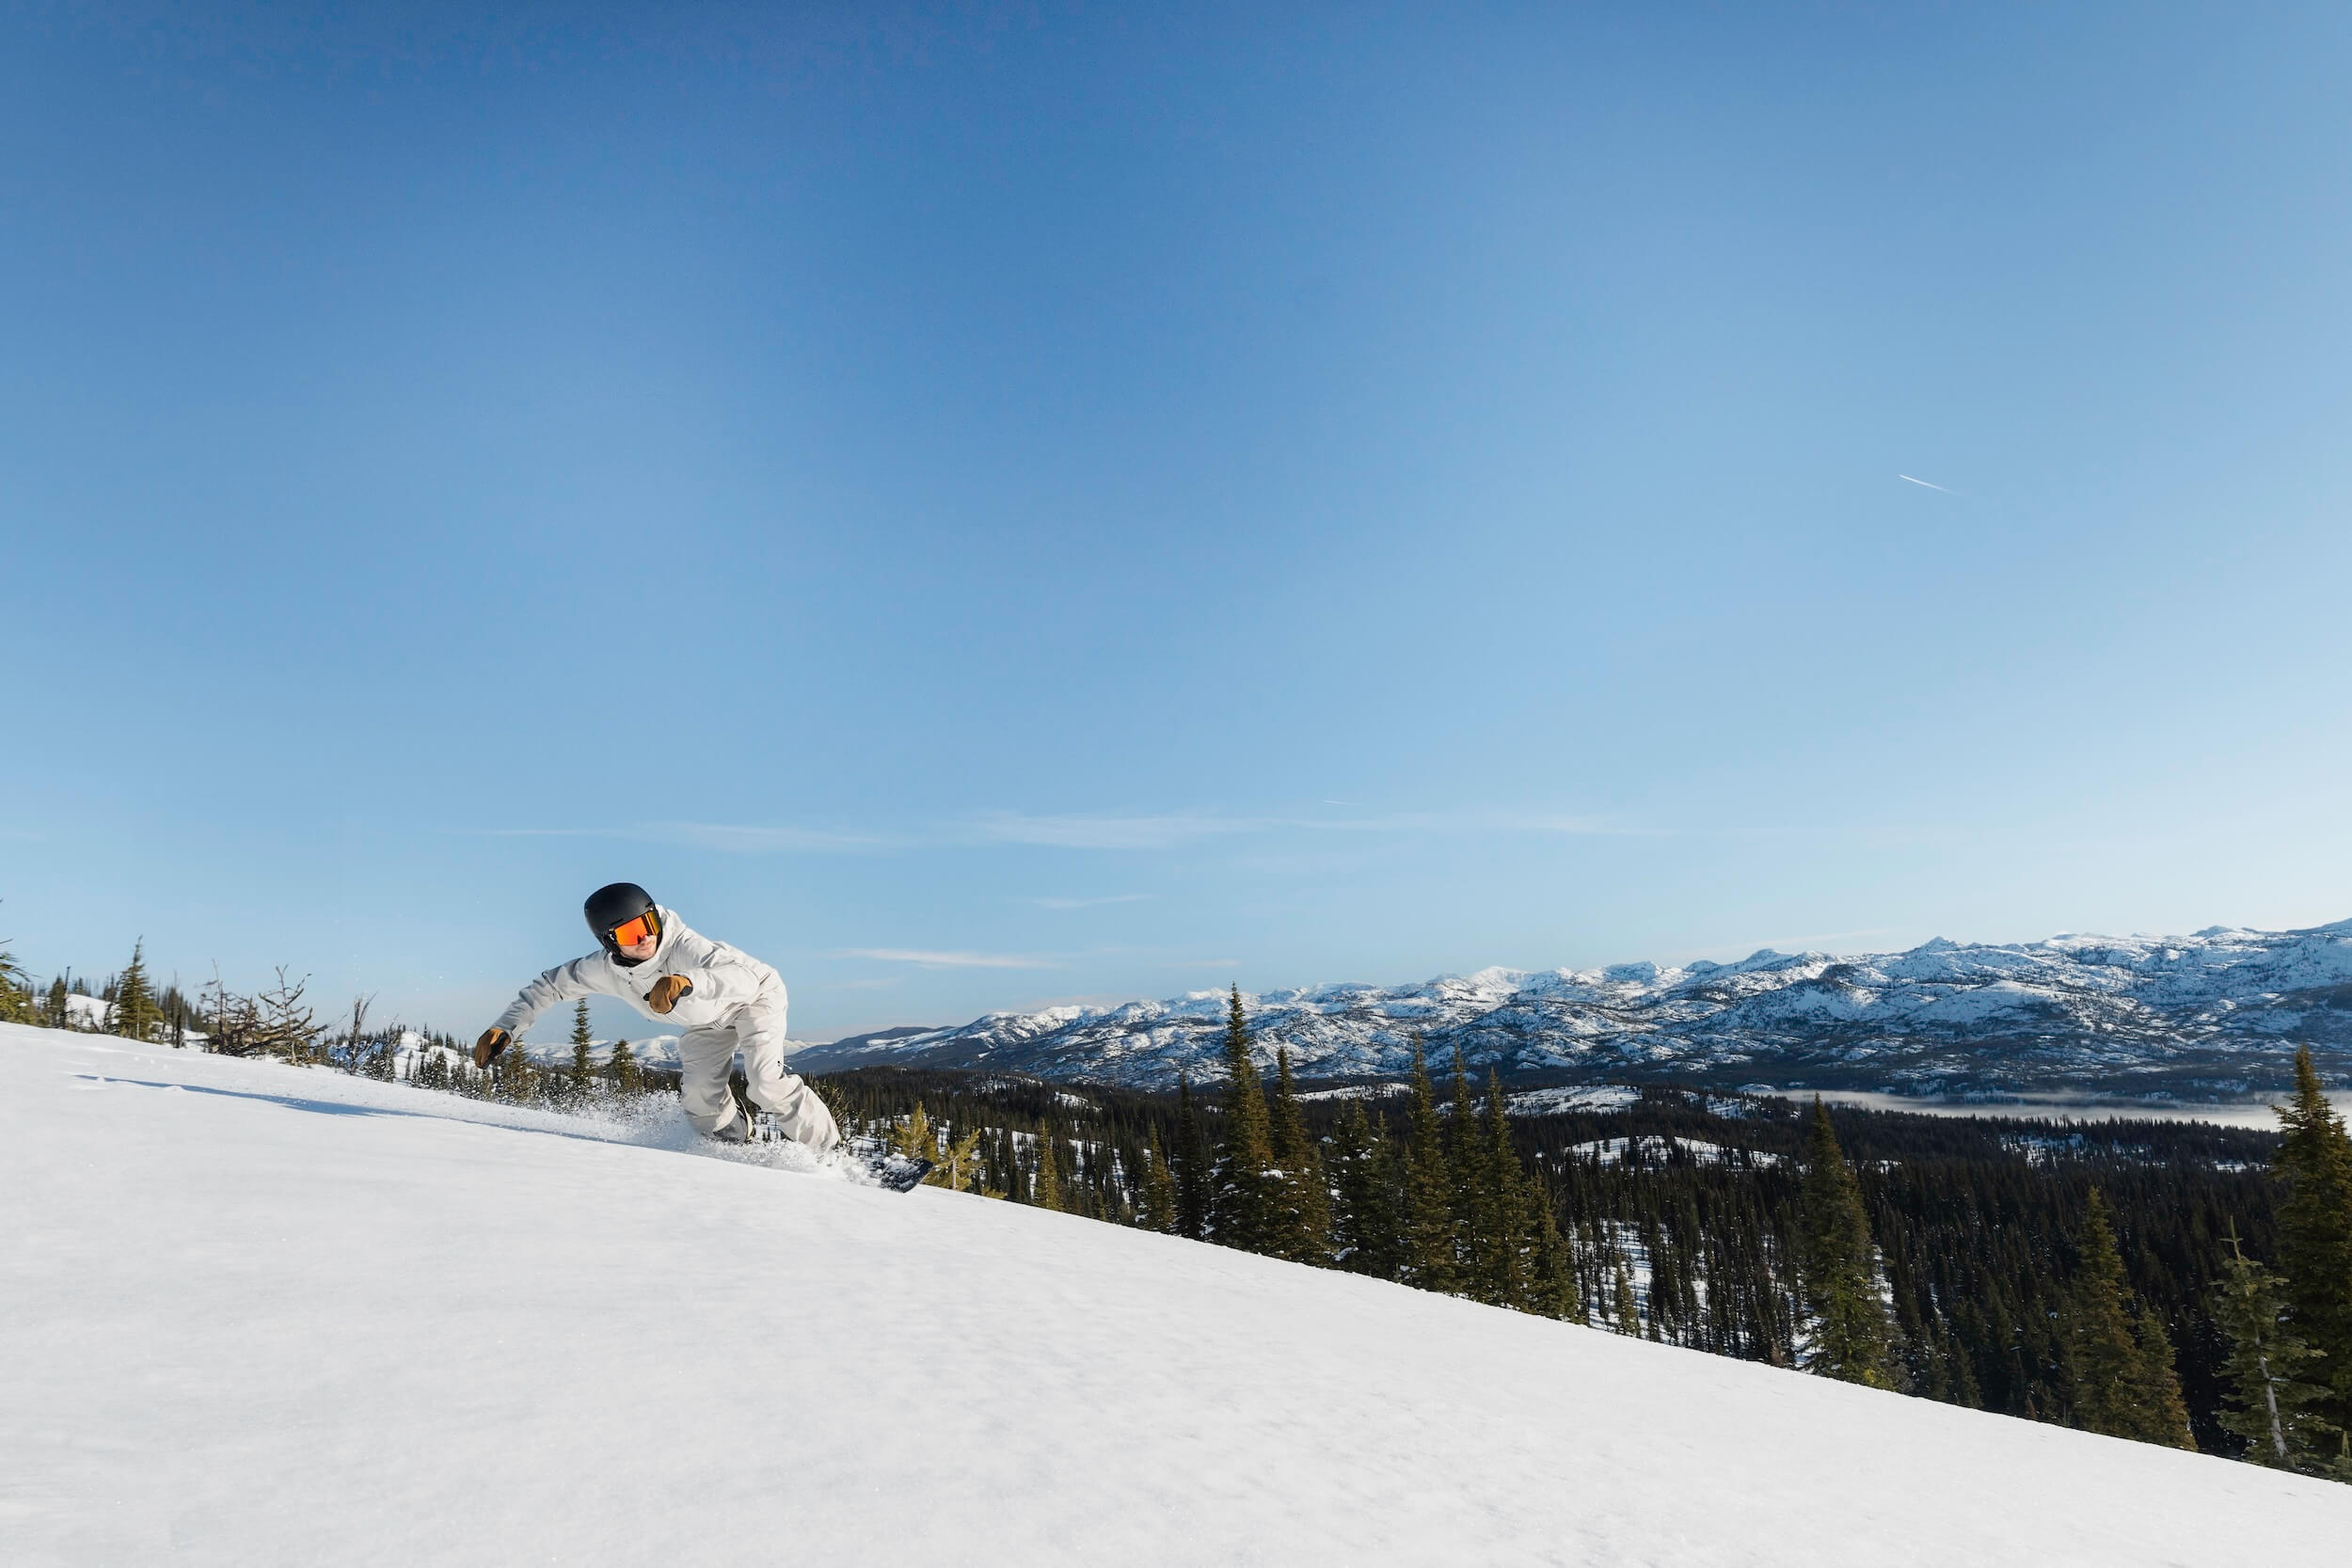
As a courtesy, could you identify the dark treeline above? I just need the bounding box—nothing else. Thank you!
[1,937,214,1044]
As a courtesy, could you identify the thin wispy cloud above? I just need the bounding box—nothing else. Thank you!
[1899,474,1955,494]
[974,806,1656,848]
[1302,809,1661,839]
[973,812,1267,850]
[476,822,890,852]
[649,821,894,853]
[836,947,1057,970]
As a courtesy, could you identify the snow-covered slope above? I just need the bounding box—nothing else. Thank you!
[797,918,2352,1097]
[7,1022,2345,1565]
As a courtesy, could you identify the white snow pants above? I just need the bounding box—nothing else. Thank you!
[675,998,839,1149]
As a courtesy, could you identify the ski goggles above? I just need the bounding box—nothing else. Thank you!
[606,911,660,950]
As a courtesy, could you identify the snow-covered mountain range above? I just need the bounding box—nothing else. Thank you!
[793,918,2352,1099]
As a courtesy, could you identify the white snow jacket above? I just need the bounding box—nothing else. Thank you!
[491,908,787,1039]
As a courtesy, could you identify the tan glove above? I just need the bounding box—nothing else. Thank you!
[646,974,693,1015]
[473,1027,511,1069]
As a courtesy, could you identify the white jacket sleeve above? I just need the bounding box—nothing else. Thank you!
[491,957,602,1038]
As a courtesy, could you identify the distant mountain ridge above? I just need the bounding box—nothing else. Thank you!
[792,918,2352,1099]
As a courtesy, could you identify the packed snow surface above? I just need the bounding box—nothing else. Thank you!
[7,1022,2345,1567]
[796,917,2352,1096]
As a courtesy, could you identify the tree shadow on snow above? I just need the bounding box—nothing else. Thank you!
[77,1074,823,1173]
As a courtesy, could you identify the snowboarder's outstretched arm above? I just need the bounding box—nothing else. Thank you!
[476,958,600,1066]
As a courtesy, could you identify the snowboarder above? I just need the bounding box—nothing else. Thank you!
[473,882,841,1150]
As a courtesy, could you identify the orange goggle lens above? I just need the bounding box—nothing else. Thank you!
[609,914,659,949]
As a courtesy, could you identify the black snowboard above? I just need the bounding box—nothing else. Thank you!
[868,1152,935,1193]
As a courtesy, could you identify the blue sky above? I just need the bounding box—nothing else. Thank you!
[6,3,2349,1044]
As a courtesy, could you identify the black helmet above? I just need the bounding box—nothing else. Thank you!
[584,882,660,962]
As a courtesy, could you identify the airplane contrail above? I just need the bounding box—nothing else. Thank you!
[1899,474,1954,493]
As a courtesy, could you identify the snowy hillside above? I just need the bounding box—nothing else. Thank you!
[7,1021,2345,1566]
[509,1032,687,1070]
[506,1034,824,1072]
[796,918,2352,1097]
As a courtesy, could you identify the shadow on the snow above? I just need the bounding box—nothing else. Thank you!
[80,1074,829,1174]
[84,1075,440,1121]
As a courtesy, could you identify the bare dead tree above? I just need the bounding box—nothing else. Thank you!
[253,968,323,1062]
[341,991,389,1076]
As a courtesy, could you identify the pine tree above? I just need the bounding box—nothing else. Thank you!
[932,1125,987,1194]
[44,975,68,1028]
[1206,987,1278,1254]
[1798,1098,1894,1387]
[1399,1040,1457,1294]
[1327,1100,1405,1279]
[1526,1180,1582,1323]
[1612,1262,1641,1336]
[1033,1125,1064,1212]
[894,1102,937,1164]
[2275,1045,2352,1437]
[1140,1129,1180,1233]
[998,1127,1027,1205]
[1446,1052,1490,1288]
[0,937,32,1025]
[568,1001,595,1100]
[2069,1188,2194,1449]
[1264,1047,1331,1264]
[499,1037,535,1102]
[2211,1229,2342,1473]
[113,940,160,1042]
[1475,1071,1533,1309]
[609,1038,641,1096]
[1171,1074,1212,1240]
